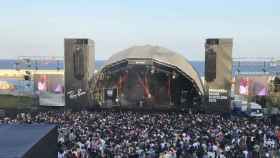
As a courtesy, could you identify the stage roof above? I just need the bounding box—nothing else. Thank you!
[0,124,56,158]
[103,45,204,95]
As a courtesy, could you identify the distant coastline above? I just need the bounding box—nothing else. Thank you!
[0,59,276,76]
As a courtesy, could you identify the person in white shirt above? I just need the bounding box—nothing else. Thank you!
[58,149,64,158]
[243,150,248,158]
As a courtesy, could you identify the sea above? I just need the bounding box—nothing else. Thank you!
[0,59,279,76]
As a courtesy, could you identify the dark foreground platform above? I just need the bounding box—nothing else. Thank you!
[0,124,57,158]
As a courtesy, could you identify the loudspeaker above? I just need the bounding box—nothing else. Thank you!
[64,39,95,106]
[73,47,85,80]
[205,48,216,82]
[24,75,31,81]
[273,76,280,92]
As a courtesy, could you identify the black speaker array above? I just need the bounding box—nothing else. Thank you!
[205,48,216,82]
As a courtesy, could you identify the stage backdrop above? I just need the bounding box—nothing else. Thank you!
[34,74,64,106]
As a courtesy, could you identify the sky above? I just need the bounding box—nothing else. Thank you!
[0,0,279,60]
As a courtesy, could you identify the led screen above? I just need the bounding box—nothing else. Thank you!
[239,77,249,95]
[235,75,269,96]
[34,74,64,106]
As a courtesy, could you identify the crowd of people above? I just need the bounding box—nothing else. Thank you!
[1,110,280,158]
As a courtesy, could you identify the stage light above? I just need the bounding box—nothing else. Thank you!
[24,75,31,81]
[172,72,177,79]
[150,66,155,74]
[25,71,31,75]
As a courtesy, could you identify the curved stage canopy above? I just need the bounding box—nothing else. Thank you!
[95,45,204,108]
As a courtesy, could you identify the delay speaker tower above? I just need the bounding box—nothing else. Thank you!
[204,38,233,113]
[64,38,95,106]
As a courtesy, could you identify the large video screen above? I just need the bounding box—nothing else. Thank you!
[34,74,64,106]
[235,75,269,96]
[0,77,33,96]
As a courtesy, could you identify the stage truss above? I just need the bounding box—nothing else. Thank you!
[233,57,280,76]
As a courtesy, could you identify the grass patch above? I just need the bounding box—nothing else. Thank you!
[0,95,33,109]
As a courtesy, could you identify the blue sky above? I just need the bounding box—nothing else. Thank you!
[0,0,279,60]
